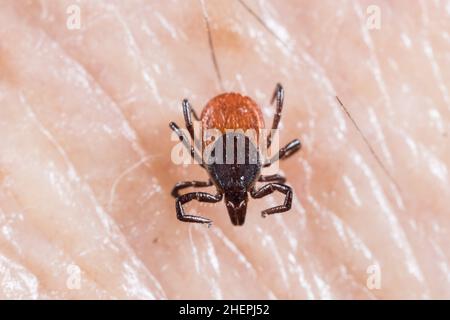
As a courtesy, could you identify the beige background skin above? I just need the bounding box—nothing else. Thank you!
[0,0,449,299]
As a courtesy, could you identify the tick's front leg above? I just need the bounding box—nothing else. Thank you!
[267,83,284,148]
[182,99,199,141]
[175,191,223,226]
[264,139,301,167]
[250,183,293,217]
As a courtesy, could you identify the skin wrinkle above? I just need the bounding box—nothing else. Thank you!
[297,244,322,299]
[352,1,393,116]
[367,107,394,167]
[0,230,111,299]
[7,23,168,296]
[305,192,377,268]
[112,7,164,107]
[9,16,150,187]
[187,226,224,299]
[243,0,348,123]
[7,72,133,300]
[297,165,335,298]
[354,153,428,294]
[335,264,378,300]
[201,228,223,299]
[108,153,163,211]
[5,99,114,297]
[312,272,333,299]
[286,251,315,299]
[280,237,317,299]
[391,121,449,292]
[0,208,24,256]
[255,226,290,291]
[188,226,201,275]
[429,238,450,284]
[20,93,164,299]
[0,252,40,299]
[0,207,41,298]
[0,0,449,299]
[27,119,165,298]
[342,175,362,207]
[40,0,212,179]
[210,227,279,299]
[419,145,449,186]
[35,17,153,167]
[259,214,316,298]
[6,6,171,297]
[211,227,254,271]
[0,188,114,299]
[419,1,450,98]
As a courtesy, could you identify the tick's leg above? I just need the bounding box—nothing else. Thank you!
[267,83,284,148]
[258,174,286,184]
[182,99,199,141]
[264,139,301,167]
[276,139,302,161]
[176,192,223,226]
[171,180,213,198]
[250,183,293,217]
[169,121,204,167]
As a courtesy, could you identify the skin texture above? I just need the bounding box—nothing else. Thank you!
[0,0,449,299]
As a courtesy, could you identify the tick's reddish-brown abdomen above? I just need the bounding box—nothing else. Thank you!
[201,93,265,135]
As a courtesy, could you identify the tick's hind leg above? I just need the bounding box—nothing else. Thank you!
[267,83,284,148]
[171,180,213,198]
[176,192,223,226]
[250,183,293,217]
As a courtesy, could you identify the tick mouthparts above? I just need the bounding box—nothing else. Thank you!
[228,210,246,226]
[225,197,247,226]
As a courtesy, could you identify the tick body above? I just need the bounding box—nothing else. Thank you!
[169,83,301,226]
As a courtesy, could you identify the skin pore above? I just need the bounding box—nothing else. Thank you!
[0,0,449,299]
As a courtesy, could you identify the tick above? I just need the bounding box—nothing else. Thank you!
[169,83,301,226]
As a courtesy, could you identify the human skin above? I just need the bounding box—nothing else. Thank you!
[0,0,449,299]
